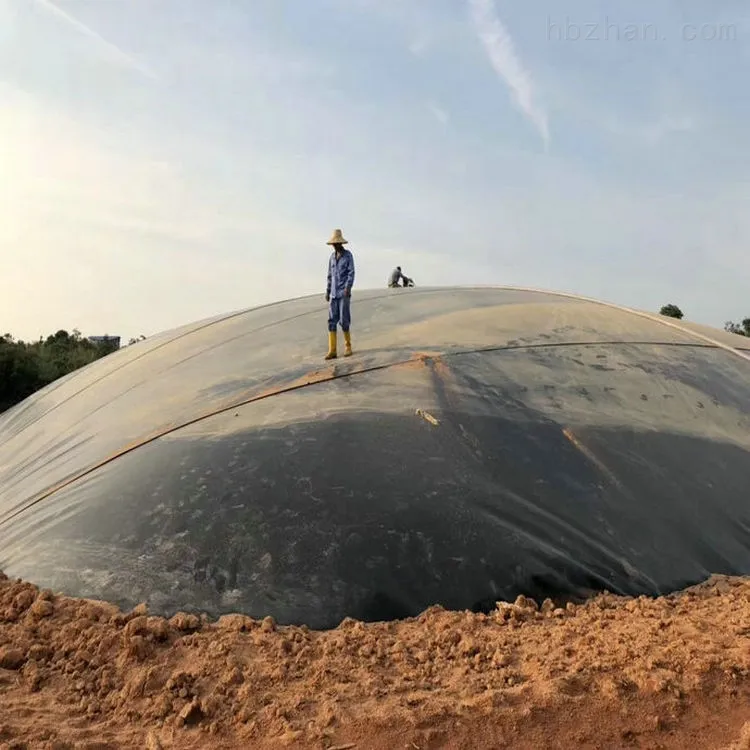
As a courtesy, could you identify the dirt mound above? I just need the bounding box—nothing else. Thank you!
[1,570,749,749]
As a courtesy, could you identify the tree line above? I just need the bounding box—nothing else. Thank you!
[659,304,750,337]
[0,330,145,414]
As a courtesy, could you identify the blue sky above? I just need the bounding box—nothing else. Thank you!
[1,0,749,340]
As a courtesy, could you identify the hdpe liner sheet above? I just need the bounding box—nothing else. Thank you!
[1,288,749,629]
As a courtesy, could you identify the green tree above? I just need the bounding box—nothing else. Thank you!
[724,318,750,337]
[659,304,684,319]
[0,329,121,414]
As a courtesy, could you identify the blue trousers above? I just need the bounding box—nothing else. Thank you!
[328,295,351,332]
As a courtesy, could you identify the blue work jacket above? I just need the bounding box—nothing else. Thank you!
[326,248,355,299]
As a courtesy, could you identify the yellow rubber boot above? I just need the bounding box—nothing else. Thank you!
[324,331,337,360]
[343,330,352,357]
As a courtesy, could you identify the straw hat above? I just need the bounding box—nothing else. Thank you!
[326,228,348,245]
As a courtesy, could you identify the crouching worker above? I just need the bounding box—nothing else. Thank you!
[388,266,413,288]
[388,266,404,287]
[324,228,355,359]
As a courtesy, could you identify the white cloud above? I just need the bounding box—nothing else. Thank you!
[427,100,449,126]
[539,70,700,146]
[409,29,432,56]
[605,114,696,144]
[468,0,549,146]
[30,0,157,79]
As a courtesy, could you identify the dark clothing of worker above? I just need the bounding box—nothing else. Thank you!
[388,266,405,287]
[388,267,413,288]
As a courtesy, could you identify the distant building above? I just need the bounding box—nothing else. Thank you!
[88,335,121,349]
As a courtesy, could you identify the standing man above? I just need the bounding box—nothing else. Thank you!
[325,228,355,360]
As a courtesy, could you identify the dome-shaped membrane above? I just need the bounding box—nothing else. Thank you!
[1,287,749,628]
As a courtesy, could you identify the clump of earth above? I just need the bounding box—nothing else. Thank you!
[1,569,749,749]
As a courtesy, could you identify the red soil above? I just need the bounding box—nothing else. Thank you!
[1,570,749,749]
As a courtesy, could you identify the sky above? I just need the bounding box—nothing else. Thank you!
[1,0,749,341]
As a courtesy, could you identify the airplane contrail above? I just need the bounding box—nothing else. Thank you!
[468,0,548,147]
[32,0,157,80]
